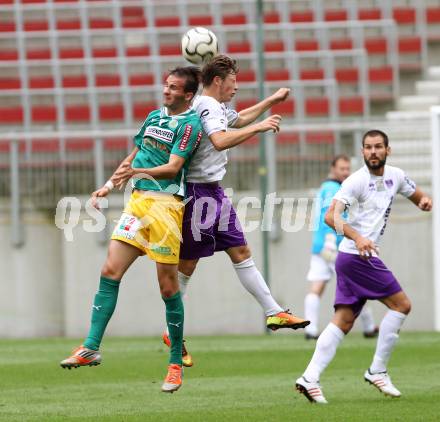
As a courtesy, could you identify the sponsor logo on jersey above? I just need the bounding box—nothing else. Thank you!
[179,125,192,151]
[144,126,174,143]
[200,109,209,118]
[194,131,203,150]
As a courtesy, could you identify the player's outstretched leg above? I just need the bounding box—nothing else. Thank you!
[60,275,120,369]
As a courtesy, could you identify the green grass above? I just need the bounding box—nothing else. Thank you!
[1,333,439,421]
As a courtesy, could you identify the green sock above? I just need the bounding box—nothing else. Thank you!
[83,276,120,351]
[163,292,184,365]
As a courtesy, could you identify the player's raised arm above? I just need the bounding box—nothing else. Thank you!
[325,199,378,258]
[90,146,138,208]
[232,88,290,128]
[209,114,281,151]
[407,187,432,211]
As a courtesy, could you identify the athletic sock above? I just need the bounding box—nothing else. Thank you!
[303,323,345,382]
[370,310,406,373]
[233,257,283,316]
[359,306,376,333]
[304,293,320,336]
[163,291,184,366]
[84,276,120,351]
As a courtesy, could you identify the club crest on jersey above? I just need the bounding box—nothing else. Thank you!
[169,119,178,129]
[385,179,394,188]
[179,124,192,151]
[144,126,174,143]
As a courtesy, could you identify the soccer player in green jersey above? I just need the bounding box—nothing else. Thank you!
[60,66,203,393]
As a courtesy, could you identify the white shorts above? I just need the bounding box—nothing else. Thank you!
[306,254,335,282]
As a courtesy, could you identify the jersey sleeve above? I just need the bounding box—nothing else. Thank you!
[171,120,203,160]
[196,96,226,136]
[333,174,361,209]
[397,169,417,198]
[225,104,239,127]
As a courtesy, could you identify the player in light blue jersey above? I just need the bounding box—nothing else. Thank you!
[304,155,377,339]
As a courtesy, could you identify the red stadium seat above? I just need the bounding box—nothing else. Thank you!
[188,15,213,26]
[271,99,294,116]
[0,22,15,32]
[426,7,440,23]
[338,96,364,115]
[227,41,252,54]
[324,9,348,21]
[398,36,421,53]
[92,47,117,58]
[295,39,319,51]
[305,98,329,116]
[0,0,13,4]
[62,75,87,87]
[159,44,181,56]
[104,138,129,151]
[66,138,93,151]
[95,74,120,87]
[65,105,90,122]
[26,48,51,60]
[32,105,57,122]
[129,74,154,86]
[0,77,20,89]
[264,40,284,52]
[24,20,49,31]
[266,69,289,81]
[59,48,84,59]
[0,106,23,123]
[364,37,387,54]
[99,103,124,120]
[31,140,59,153]
[330,38,353,50]
[235,99,256,111]
[126,45,150,57]
[368,66,393,83]
[155,17,180,27]
[276,132,300,144]
[393,7,416,24]
[358,8,382,20]
[0,49,18,61]
[222,14,246,25]
[306,131,334,144]
[122,17,147,28]
[133,102,157,120]
[57,19,81,30]
[89,18,114,29]
[290,11,314,23]
[29,76,54,89]
[335,67,359,83]
[264,12,280,24]
[122,6,143,17]
[300,69,324,80]
[237,70,255,82]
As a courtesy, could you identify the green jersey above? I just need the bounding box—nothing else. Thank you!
[132,106,202,196]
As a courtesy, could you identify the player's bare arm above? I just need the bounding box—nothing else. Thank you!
[325,199,378,258]
[112,154,186,186]
[232,88,290,128]
[408,187,432,211]
[91,147,139,208]
[209,114,282,151]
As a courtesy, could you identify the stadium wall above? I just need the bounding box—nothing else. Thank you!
[0,196,433,338]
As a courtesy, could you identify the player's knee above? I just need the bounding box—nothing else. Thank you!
[398,298,412,315]
[160,284,179,298]
[178,259,198,277]
[229,245,251,264]
[101,261,122,280]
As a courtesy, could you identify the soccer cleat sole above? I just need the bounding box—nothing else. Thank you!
[161,384,182,393]
[60,361,101,369]
[295,383,316,403]
[267,320,310,331]
[364,377,401,398]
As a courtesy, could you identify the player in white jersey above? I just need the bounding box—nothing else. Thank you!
[162,55,309,366]
[296,129,432,404]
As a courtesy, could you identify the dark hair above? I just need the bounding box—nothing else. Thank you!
[331,154,350,167]
[168,66,201,96]
[201,54,239,86]
[362,129,389,148]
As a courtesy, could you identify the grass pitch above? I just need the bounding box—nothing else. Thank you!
[1,332,439,421]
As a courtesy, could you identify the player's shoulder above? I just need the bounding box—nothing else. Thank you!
[192,95,222,115]
[344,166,368,184]
[384,164,405,179]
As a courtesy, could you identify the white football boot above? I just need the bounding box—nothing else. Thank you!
[364,369,401,398]
[295,376,328,404]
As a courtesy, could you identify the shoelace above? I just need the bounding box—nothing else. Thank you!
[167,367,181,383]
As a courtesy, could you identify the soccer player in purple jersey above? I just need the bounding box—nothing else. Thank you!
[296,130,432,404]
[163,55,309,366]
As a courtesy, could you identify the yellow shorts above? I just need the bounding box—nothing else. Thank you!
[111,190,184,264]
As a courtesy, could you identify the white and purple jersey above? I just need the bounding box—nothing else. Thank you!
[333,165,416,255]
[187,95,239,183]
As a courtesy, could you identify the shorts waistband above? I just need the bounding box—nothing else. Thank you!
[186,181,220,188]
